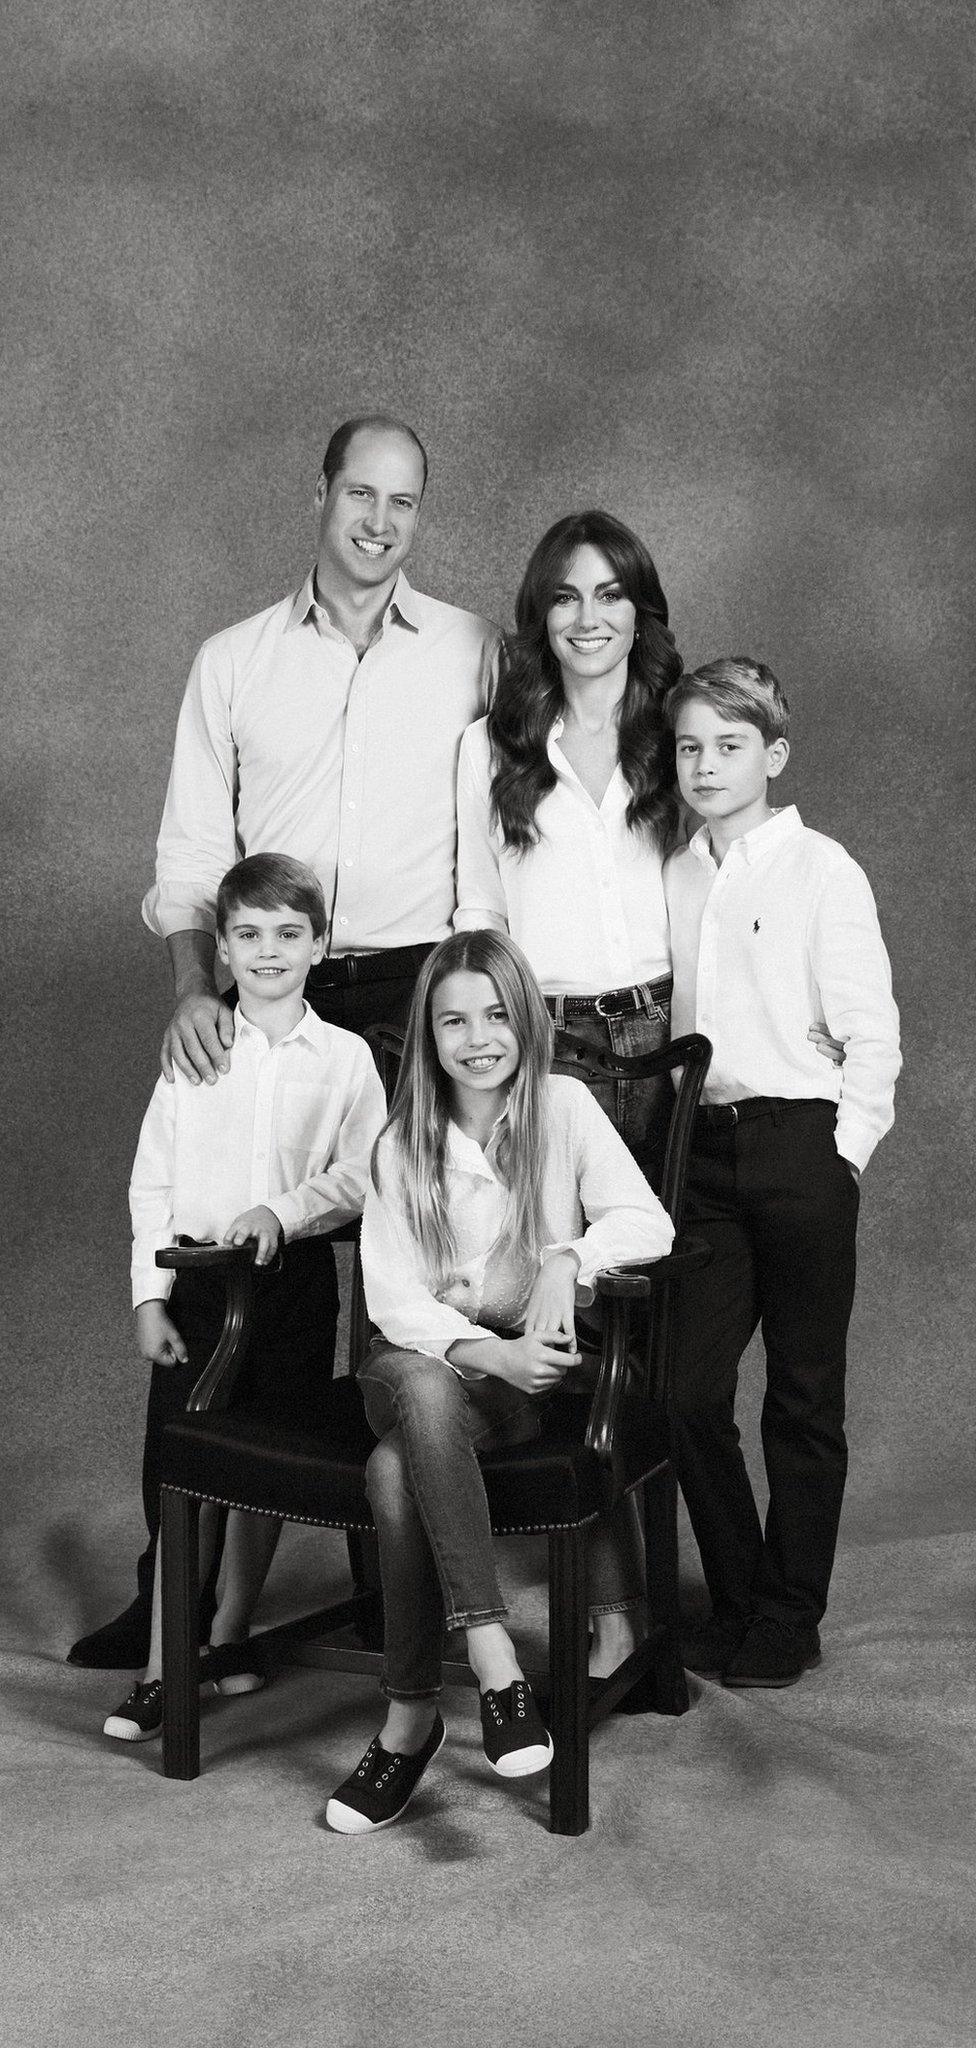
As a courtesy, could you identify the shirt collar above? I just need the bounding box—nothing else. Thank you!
[446,1113,508,1182]
[690,804,803,868]
[286,568,421,637]
[235,1000,323,1052]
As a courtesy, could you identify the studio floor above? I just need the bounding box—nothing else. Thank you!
[3,1502,974,2048]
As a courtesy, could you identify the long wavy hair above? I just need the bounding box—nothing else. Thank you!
[487,509,683,852]
[372,930,554,1283]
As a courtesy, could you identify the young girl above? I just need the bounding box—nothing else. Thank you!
[325,930,675,1835]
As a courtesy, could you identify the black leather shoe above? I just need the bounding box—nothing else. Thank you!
[681,1612,750,1679]
[722,1615,821,1689]
[67,1598,152,1670]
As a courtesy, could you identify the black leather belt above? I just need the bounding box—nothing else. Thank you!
[546,974,672,1019]
[307,943,433,989]
[696,1097,830,1129]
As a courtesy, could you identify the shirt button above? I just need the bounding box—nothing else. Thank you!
[344,859,354,868]
[347,801,356,811]
[338,917,349,926]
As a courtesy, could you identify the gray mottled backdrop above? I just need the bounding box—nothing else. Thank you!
[3,2,973,1633]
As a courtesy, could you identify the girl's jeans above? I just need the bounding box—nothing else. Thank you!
[357,1340,646,1701]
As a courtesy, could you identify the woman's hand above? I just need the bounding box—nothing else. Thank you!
[523,1250,581,1346]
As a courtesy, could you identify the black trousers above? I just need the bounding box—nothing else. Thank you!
[133,958,425,1611]
[669,1098,860,1632]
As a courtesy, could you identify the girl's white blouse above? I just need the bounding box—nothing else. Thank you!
[361,1075,674,1365]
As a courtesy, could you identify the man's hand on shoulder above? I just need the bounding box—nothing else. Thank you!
[161,990,236,1085]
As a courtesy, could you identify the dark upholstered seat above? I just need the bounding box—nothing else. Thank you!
[158,1030,712,1835]
[162,1378,672,1533]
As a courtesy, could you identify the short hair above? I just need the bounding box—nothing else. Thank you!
[664,658,790,743]
[216,854,328,938]
[319,415,429,496]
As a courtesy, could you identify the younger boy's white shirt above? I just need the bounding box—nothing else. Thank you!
[360,1074,675,1366]
[665,806,901,1172]
[129,1005,387,1306]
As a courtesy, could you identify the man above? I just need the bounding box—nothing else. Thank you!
[69,414,499,1668]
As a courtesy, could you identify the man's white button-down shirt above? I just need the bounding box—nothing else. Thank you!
[129,1006,386,1306]
[665,807,901,1172]
[454,717,671,994]
[143,572,498,952]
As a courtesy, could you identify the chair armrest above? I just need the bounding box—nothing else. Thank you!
[593,1239,713,1299]
[155,1243,256,1412]
[584,1238,713,1493]
[154,1216,364,1413]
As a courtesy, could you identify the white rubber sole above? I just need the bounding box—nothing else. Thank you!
[489,1735,554,1779]
[211,1671,265,1697]
[325,1721,447,1834]
[102,1714,162,1743]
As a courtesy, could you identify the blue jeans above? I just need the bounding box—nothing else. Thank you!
[548,984,672,1187]
[357,1340,646,1700]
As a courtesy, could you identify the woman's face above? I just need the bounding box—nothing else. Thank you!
[545,543,637,690]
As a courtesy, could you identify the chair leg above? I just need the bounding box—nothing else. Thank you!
[345,1529,385,1649]
[161,1487,201,1780]
[547,1527,589,1835]
[640,1469,690,1716]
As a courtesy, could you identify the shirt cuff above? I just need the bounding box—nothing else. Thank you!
[834,1113,879,1175]
[132,1268,174,1309]
[541,1241,592,1303]
[141,888,217,941]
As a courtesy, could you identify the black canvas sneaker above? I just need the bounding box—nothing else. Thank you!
[480,1680,554,1777]
[326,1713,447,1834]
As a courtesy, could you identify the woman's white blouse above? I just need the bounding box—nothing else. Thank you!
[360,1076,675,1364]
[454,717,671,995]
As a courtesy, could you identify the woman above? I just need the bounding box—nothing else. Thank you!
[455,509,683,1182]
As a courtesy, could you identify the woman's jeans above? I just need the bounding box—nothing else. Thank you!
[357,1340,646,1701]
[548,983,672,1188]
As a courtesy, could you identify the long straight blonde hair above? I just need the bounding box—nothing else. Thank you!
[372,930,554,1282]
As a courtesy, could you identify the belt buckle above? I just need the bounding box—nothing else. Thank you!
[594,988,630,1018]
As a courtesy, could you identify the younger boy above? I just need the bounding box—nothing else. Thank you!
[103,853,386,1740]
[664,660,901,1688]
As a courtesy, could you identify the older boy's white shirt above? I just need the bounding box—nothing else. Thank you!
[454,717,671,993]
[360,1074,675,1367]
[129,1005,387,1306]
[142,572,499,951]
[665,806,901,1172]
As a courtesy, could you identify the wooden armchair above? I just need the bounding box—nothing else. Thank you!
[158,1030,712,1835]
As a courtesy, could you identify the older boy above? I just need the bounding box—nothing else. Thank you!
[103,854,386,1740]
[664,660,901,1688]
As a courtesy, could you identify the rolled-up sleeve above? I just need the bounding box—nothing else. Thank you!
[142,643,241,939]
[454,722,509,935]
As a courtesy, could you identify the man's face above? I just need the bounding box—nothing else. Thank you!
[314,427,425,590]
